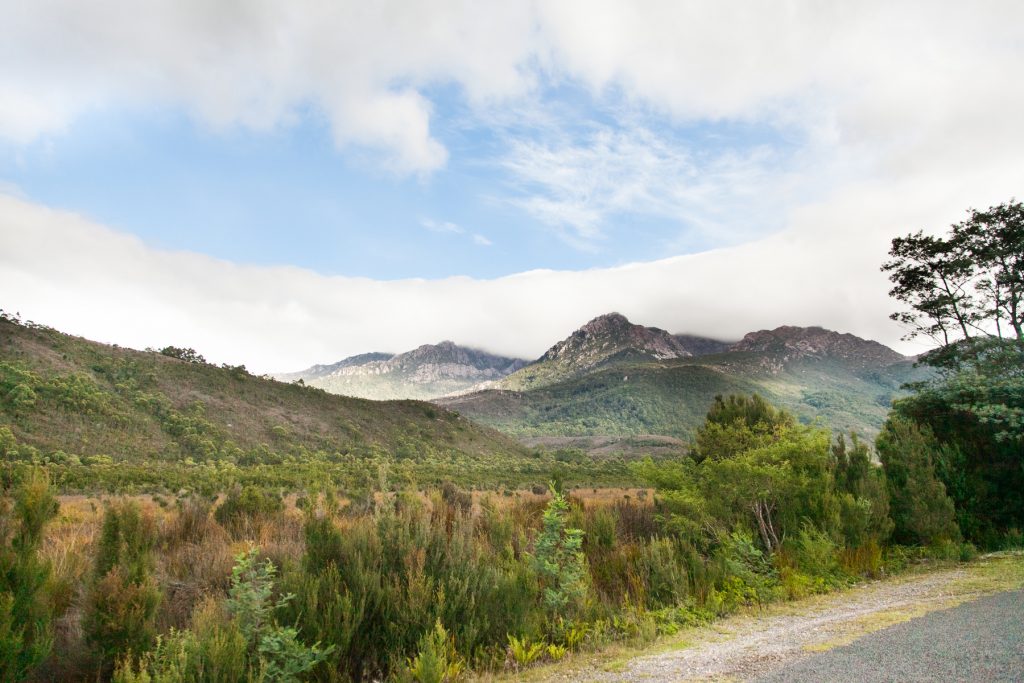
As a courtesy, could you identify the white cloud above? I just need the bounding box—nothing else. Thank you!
[1,1,1023,370]
[422,218,493,247]
[0,0,539,173]
[2,183,1008,375]
[2,1,1022,180]
[421,218,463,234]
[500,125,805,249]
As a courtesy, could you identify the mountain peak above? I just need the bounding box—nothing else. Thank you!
[580,312,631,330]
[541,312,690,363]
[501,313,691,390]
[732,326,905,365]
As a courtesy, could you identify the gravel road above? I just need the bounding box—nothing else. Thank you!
[757,589,1024,682]
[563,564,1022,683]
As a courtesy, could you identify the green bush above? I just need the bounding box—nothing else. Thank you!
[84,501,162,672]
[635,537,691,609]
[281,503,539,680]
[877,418,960,546]
[533,489,589,621]
[398,620,466,683]
[0,469,60,681]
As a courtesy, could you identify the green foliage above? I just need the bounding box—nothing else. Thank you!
[692,394,794,463]
[832,434,893,546]
[114,550,330,683]
[533,488,589,620]
[0,469,59,681]
[84,501,162,671]
[652,415,839,555]
[876,418,960,546]
[883,200,1023,349]
[281,502,539,681]
[882,200,1024,547]
[890,345,1024,546]
[399,620,466,683]
[226,549,332,681]
[505,634,545,670]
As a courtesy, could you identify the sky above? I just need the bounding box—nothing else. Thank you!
[2,1,1023,372]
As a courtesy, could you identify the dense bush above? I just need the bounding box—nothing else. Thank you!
[281,499,540,680]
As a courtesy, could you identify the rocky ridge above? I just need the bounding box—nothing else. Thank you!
[278,341,527,400]
[731,326,906,367]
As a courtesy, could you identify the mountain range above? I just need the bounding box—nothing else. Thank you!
[280,312,925,441]
[441,313,926,440]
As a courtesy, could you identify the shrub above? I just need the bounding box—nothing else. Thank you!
[505,634,544,671]
[792,524,841,581]
[0,469,59,681]
[398,620,466,683]
[877,418,960,546]
[635,537,691,609]
[440,481,472,513]
[533,489,589,622]
[281,503,539,680]
[584,506,617,550]
[214,486,284,537]
[84,501,161,672]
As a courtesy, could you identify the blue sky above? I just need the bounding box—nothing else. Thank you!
[2,85,800,280]
[1,1,1022,370]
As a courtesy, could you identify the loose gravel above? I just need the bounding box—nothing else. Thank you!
[568,566,1016,682]
[756,589,1024,683]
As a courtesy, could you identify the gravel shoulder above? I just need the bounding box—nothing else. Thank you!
[509,553,1024,683]
[756,589,1024,682]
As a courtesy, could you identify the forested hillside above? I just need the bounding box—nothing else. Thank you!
[0,313,602,491]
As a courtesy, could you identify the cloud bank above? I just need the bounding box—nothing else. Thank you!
[3,1,1023,178]
[2,175,1003,374]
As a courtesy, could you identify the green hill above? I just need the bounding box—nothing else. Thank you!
[0,314,602,492]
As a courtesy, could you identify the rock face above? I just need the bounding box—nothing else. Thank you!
[541,313,692,364]
[731,326,906,366]
[277,342,527,400]
[275,352,394,383]
[501,313,693,390]
[672,334,734,357]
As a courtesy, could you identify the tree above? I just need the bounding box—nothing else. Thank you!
[158,346,207,364]
[882,199,1023,355]
[691,394,794,463]
[832,434,893,546]
[642,397,845,554]
[882,200,1024,546]
[876,418,959,546]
